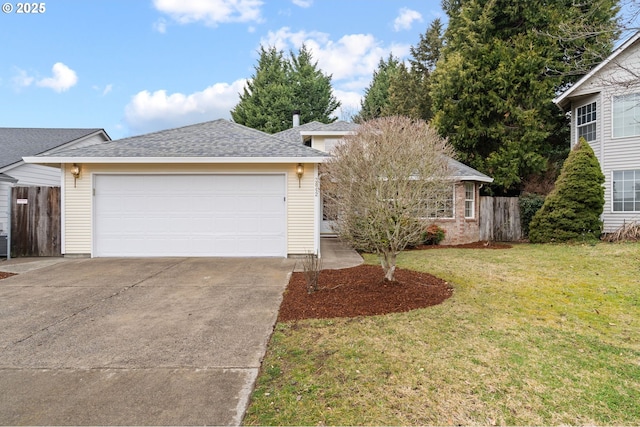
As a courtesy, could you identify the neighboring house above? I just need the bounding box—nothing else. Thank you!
[0,128,110,256]
[24,120,328,258]
[275,117,493,245]
[554,31,640,232]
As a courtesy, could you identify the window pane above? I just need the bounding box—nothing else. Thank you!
[624,202,634,211]
[614,201,623,211]
[613,93,640,138]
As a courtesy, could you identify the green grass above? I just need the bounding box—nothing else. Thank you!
[244,243,640,425]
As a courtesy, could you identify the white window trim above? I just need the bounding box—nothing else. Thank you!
[423,184,455,220]
[611,169,640,213]
[611,93,640,139]
[464,182,475,219]
[575,100,597,144]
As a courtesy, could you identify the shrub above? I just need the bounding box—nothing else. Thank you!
[422,224,446,245]
[301,252,322,294]
[529,138,604,243]
[519,193,546,238]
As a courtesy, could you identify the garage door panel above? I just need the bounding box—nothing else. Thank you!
[94,174,286,257]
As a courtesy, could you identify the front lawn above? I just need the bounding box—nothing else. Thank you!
[244,243,640,425]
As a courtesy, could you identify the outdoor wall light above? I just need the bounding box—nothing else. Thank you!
[70,163,81,187]
[296,163,304,187]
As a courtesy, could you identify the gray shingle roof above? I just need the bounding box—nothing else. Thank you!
[448,158,493,182]
[274,121,326,143]
[46,119,328,159]
[305,121,359,132]
[0,128,103,169]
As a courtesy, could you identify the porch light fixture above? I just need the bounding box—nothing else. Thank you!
[70,163,81,187]
[296,163,304,187]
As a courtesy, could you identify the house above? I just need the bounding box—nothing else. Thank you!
[24,119,328,258]
[23,117,492,258]
[554,31,640,232]
[0,128,111,256]
[275,117,493,245]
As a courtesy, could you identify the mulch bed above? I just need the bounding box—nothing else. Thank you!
[279,241,512,321]
[0,271,16,280]
[278,264,453,322]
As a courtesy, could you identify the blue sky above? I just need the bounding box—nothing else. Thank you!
[0,0,444,139]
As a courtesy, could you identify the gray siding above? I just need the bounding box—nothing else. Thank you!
[568,39,640,232]
[0,182,9,235]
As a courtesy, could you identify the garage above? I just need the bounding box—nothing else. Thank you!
[93,174,286,257]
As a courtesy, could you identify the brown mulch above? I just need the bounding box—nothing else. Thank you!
[278,264,453,322]
[0,271,16,280]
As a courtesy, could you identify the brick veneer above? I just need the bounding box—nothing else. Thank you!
[432,181,481,245]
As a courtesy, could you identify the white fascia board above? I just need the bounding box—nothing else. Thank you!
[22,156,328,164]
[453,175,494,183]
[553,31,640,109]
[299,131,355,136]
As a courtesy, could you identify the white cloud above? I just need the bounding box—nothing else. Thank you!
[292,0,313,7]
[36,62,78,92]
[393,8,423,31]
[12,68,34,89]
[124,79,247,134]
[153,0,263,26]
[333,89,363,120]
[260,27,410,89]
[153,17,168,33]
[92,84,113,95]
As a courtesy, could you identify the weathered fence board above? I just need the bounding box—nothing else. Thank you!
[479,196,522,242]
[10,186,61,257]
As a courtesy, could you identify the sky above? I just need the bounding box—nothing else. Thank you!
[0,0,444,140]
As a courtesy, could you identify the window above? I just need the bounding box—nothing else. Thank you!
[576,101,597,142]
[613,170,640,212]
[464,182,475,218]
[423,185,454,219]
[613,93,640,138]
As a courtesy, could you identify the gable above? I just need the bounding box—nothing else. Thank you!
[0,128,109,171]
[555,32,640,109]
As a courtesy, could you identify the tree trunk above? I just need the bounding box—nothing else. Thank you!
[380,250,397,282]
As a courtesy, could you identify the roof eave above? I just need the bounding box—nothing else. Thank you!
[23,156,328,164]
[299,130,356,136]
[453,175,494,183]
[554,31,640,109]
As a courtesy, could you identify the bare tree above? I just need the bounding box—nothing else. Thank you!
[322,116,454,282]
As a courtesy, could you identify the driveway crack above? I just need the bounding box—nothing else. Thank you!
[12,259,188,345]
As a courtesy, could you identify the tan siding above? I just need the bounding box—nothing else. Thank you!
[287,162,317,254]
[62,163,319,256]
[311,136,326,152]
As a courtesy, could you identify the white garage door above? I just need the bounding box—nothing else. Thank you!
[93,174,286,257]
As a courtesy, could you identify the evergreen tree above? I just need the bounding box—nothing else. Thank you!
[528,138,605,243]
[386,19,443,121]
[430,0,618,194]
[231,45,340,133]
[353,55,401,122]
[290,44,341,126]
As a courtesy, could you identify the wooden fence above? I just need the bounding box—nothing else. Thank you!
[479,196,522,242]
[10,186,61,257]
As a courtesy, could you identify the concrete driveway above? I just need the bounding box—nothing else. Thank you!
[0,257,296,426]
